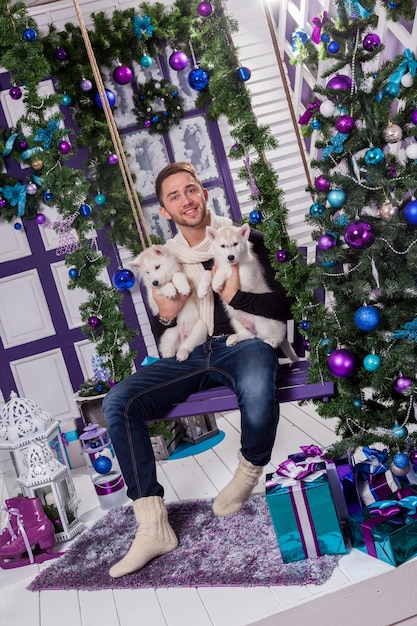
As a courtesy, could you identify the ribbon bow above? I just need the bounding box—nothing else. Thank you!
[34,118,60,149]
[311,12,327,44]
[133,14,154,39]
[368,495,417,518]
[322,132,349,159]
[388,49,417,90]
[343,0,371,19]
[2,132,18,157]
[266,459,325,488]
[0,182,27,216]
[298,98,321,126]
[354,447,388,482]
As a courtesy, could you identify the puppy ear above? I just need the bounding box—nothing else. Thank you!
[240,223,251,239]
[127,253,143,270]
[206,226,217,240]
[152,244,166,256]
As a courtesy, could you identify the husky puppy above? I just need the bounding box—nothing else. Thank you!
[130,245,207,362]
[198,224,299,360]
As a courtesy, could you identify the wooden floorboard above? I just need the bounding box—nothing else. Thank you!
[1,401,417,626]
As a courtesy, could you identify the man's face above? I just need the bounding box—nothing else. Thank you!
[159,171,209,228]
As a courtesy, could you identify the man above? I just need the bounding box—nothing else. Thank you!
[103,162,293,578]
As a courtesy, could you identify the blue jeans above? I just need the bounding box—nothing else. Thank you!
[103,337,280,500]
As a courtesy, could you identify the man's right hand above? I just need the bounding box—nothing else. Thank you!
[152,287,190,322]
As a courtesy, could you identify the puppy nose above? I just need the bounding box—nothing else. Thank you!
[152,280,159,286]
[228,255,235,262]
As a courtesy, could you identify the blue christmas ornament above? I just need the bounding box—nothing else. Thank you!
[23,28,37,41]
[112,268,136,291]
[188,67,209,91]
[328,41,340,54]
[14,223,22,230]
[68,268,79,279]
[249,210,263,224]
[300,320,309,331]
[327,189,346,208]
[382,81,399,99]
[363,353,381,371]
[354,305,381,331]
[93,456,113,474]
[392,452,409,469]
[321,33,330,43]
[236,67,251,82]
[391,423,409,440]
[43,191,54,202]
[404,199,417,225]
[311,119,321,130]
[309,203,326,217]
[94,89,116,110]
[79,203,92,217]
[62,94,72,106]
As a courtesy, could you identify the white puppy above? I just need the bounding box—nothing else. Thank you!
[198,224,299,360]
[130,244,207,361]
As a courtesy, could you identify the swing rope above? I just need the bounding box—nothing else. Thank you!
[72,0,152,249]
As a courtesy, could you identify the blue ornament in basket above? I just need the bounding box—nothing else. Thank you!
[93,456,112,474]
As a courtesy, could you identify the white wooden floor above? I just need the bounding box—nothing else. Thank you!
[1,401,417,626]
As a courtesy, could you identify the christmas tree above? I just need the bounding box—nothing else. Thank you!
[285,0,417,471]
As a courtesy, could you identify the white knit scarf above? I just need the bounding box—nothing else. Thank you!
[166,211,232,335]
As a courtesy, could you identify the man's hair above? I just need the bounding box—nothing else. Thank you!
[155,162,202,206]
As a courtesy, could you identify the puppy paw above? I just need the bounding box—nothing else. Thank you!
[226,334,240,347]
[158,283,177,299]
[176,349,190,362]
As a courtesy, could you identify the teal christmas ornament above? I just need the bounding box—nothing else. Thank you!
[391,423,409,439]
[93,456,113,474]
[311,119,321,130]
[140,55,153,67]
[327,189,346,208]
[363,354,381,371]
[310,203,326,217]
[95,193,107,205]
[62,94,72,106]
[112,268,136,291]
[382,81,399,98]
[319,257,337,268]
[354,305,381,331]
[353,397,363,408]
[365,147,384,165]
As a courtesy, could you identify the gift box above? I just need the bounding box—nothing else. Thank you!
[266,460,347,563]
[346,493,417,566]
[353,446,398,506]
[288,445,360,519]
[57,418,84,468]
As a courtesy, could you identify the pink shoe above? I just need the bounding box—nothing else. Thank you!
[0,497,55,562]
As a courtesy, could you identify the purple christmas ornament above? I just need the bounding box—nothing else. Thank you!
[315,175,331,192]
[317,232,337,251]
[197,2,213,16]
[55,47,68,61]
[88,316,101,328]
[335,115,355,133]
[344,220,375,249]
[58,140,72,155]
[80,78,93,92]
[411,110,417,125]
[327,348,357,378]
[35,213,46,225]
[9,86,22,100]
[113,65,133,85]
[326,74,352,92]
[363,33,381,51]
[108,153,118,165]
[394,375,413,394]
[275,249,289,263]
[169,51,189,71]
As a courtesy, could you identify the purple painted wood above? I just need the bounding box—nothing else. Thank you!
[148,360,334,422]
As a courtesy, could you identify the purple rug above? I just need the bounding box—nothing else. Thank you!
[28,496,340,590]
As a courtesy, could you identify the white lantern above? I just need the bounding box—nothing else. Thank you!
[17,441,84,542]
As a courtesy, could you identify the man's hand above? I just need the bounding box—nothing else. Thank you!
[215,264,240,304]
[152,287,190,321]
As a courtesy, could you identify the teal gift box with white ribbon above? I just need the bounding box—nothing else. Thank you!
[265,459,347,563]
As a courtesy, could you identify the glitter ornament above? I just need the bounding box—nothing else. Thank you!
[320,100,337,117]
[335,115,355,134]
[319,257,337,268]
[310,203,326,217]
[108,153,118,165]
[112,268,136,290]
[197,2,213,16]
[80,78,93,92]
[394,375,413,394]
[315,175,330,192]
[365,147,384,165]
[31,158,43,171]
[327,189,346,208]
[363,33,380,51]
[26,183,37,195]
[401,73,414,88]
[94,89,116,110]
[113,65,133,85]
[405,144,417,160]
[382,81,399,99]
[23,28,37,41]
[363,354,381,371]
[188,67,209,91]
[9,86,22,100]
[327,348,357,378]
[344,220,375,249]
[354,305,381,331]
[404,199,417,225]
[35,213,46,225]
[383,123,402,143]
[379,201,397,219]
[58,140,72,155]
[169,51,189,71]
[93,456,113,474]
[55,47,68,61]
[391,452,410,477]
